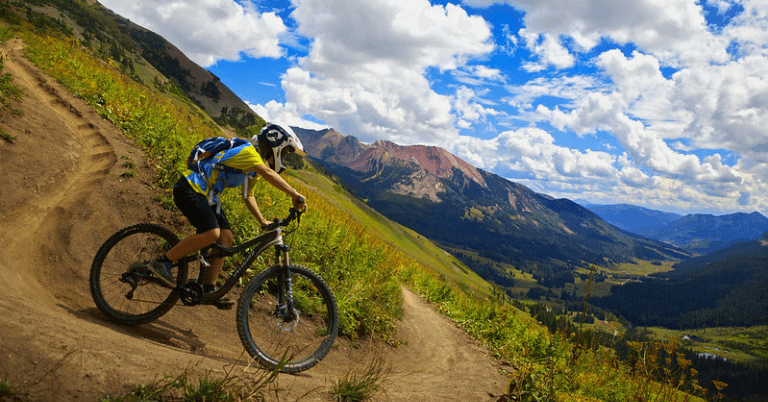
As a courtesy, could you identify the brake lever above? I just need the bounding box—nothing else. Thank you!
[285,207,304,226]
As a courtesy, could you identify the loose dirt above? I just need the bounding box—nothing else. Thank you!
[0,40,506,401]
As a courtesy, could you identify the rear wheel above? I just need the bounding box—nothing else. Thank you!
[89,224,187,325]
[237,264,338,373]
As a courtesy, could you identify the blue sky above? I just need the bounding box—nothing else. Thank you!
[99,0,768,216]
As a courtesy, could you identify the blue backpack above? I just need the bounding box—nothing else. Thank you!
[187,137,250,174]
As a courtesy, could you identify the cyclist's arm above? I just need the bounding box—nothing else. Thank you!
[251,164,307,211]
[244,193,270,228]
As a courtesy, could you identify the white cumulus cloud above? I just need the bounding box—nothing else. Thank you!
[464,0,730,66]
[268,0,494,145]
[98,0,287,67]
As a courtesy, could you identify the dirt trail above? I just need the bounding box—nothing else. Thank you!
[0,40,506,401]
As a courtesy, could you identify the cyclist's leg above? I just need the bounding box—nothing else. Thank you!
[202,206,233,286]
[165,229,220,261]
[165,178,222,262]
[203,228,232,286]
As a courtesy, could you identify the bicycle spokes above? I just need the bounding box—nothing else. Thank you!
[237,264,339,373]
[93,214,337,373]
[90,224,187,325]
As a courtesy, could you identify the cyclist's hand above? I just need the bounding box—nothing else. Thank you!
[293,195,307,211]
[259,218,271,231]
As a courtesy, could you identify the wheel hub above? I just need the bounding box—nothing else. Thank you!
[275,305,300,331]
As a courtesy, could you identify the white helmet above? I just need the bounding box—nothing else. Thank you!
[251,123,307,174]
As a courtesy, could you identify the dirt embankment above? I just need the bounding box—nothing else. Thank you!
[0,40,506,401]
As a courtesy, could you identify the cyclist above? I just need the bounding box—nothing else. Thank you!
[147,123,308,306]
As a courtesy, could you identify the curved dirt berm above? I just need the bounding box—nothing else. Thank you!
[0,40,506,401]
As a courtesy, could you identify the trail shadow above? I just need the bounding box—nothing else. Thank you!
[59,304,249,367]
[65,305,205,349]
[59,304,322,376]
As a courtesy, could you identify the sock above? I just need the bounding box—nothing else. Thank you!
[157,255,171,263]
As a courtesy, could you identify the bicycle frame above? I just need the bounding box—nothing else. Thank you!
[173,224,295,304]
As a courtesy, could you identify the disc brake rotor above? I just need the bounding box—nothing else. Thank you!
[275,305,300,331]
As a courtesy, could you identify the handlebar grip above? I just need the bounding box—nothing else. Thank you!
[264,220,279,231]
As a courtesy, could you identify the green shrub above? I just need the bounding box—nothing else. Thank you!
[0,377,16,396]
[332,359,388,402]
[0,36,23,143]
[97,366,281,402]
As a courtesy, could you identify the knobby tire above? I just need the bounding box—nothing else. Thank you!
[89,223,188,325]
[237,264,339,373]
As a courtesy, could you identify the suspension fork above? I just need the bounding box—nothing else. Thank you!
[275,244,296,320]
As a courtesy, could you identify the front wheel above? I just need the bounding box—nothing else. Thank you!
[237,264,339,373]
[89,223,188,325]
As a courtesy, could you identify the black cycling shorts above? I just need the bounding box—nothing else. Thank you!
[173,177,231,234]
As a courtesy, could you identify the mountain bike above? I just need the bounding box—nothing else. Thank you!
[89,208,338,373]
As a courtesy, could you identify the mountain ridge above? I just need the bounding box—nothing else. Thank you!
[582,203,768,254]
[296,128,487,201]
[580,203,683,236]
[293,127,690,275]
[649,211,768,253]
[43,0,260,126]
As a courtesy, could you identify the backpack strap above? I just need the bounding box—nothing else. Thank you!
[211,163,244,174]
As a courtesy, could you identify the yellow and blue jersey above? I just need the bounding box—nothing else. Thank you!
[185,143,264,205]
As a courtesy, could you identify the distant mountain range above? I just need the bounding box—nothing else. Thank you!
[294,128,689,275]
[581,203,768,254]
[577,203,682,236]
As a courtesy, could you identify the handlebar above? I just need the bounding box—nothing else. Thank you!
[263,207,304,231]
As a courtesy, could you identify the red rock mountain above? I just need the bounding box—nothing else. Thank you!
[298,128,505,204]
[294,127,689,269]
